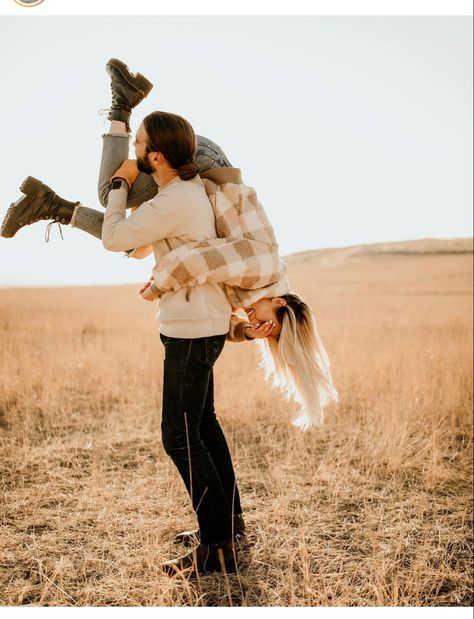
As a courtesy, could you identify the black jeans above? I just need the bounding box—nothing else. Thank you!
[160,333,243,544]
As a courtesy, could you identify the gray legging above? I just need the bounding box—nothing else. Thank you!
[72,133,232,240]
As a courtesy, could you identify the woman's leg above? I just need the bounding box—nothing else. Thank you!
[195,135,233,172]
[97,121,158,208]
[70,205,104,240]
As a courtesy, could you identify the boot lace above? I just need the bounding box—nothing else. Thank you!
[45,221,64,243]
[98,107,112,129]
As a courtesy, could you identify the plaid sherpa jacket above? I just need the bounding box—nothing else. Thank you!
[151,167,290,310]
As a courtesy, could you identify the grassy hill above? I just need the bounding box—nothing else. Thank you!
[284,237,473,266]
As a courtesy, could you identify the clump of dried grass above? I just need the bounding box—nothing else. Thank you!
[0,252,472,606]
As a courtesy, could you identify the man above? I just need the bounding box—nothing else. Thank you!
[100,62,248,578]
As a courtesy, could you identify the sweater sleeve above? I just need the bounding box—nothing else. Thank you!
[226,314,253,343]
[102,187,183,252]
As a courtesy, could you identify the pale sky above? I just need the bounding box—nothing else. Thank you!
[0,16,472,286]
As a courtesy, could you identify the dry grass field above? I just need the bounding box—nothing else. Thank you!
[0,238,472,607]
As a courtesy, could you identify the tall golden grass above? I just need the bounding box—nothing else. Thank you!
[0,247,472,606]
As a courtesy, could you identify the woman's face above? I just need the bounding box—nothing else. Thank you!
[244,297,287,336]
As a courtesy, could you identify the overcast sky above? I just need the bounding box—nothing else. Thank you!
[0,16,471,286]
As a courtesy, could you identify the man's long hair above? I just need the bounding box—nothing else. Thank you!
[143,111,199,180]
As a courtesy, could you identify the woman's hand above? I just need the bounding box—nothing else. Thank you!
[129,244,154,259]
[139,280,159,302]
[244,321,276,339]
[245,308,256,322]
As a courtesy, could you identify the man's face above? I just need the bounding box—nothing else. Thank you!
[134,124,154,175]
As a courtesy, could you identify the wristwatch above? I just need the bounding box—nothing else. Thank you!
[110,178,129,191]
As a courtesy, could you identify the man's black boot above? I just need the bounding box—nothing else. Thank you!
[1,176,79,238]
[106,58,153,131]
[161,538,238,578]
[174,514,246,547]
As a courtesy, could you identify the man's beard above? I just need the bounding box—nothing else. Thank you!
[137,154,154,175]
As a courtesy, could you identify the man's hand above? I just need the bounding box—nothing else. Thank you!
[111,159,140,189]
[139,280,159,302]
[244,321,276,339]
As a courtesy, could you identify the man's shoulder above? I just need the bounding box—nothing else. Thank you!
[147,177,205,206]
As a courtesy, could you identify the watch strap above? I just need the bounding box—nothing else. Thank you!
[110,178,129,191]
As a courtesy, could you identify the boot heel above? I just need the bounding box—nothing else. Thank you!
[20,176,43,196]
[134,73,154,96]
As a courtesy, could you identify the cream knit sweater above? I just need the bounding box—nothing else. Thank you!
[102,175,232,339]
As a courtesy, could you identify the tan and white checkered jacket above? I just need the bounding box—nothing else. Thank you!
[151,168,290,309]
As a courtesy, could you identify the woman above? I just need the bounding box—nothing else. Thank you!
[1,57,338,430]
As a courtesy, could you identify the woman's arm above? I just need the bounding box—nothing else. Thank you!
[226,313,276,342]
[152,237,283,293]
[128,244,154,259]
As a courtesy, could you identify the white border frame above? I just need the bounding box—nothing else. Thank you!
[1,0,473,16]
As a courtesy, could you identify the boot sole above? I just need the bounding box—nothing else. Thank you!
[1,176,43,238]
[106,58,154,97]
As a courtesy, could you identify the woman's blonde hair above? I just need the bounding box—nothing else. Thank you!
[257,293,338,430]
